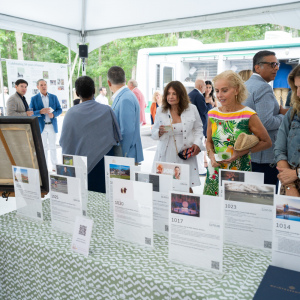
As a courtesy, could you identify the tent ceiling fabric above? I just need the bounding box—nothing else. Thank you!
[0,0,299,52]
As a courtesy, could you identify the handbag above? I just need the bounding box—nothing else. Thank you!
[234,132,259,151]
[169,116,194,160]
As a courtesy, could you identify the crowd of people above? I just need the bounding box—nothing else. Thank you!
[2,50,300,198]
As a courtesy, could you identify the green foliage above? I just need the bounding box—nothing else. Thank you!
[0,24,299,94]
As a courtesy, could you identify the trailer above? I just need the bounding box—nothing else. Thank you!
[136,32,300,105]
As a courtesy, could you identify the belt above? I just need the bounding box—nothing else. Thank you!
[45,122,52,125]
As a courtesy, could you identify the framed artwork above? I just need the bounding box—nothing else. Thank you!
[0,116,49,196]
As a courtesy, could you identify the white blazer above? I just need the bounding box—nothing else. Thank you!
[151,104,205,157]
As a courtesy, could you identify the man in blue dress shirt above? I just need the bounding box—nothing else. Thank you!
[30,79,62,171]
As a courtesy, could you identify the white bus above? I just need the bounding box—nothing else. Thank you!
[136,31,300,105]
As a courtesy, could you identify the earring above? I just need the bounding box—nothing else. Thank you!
[235,95,238,101]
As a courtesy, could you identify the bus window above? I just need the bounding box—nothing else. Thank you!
[163,66,173,87]
[156,64,160,89]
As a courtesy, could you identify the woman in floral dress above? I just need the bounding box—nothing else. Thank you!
[203,70,272,196]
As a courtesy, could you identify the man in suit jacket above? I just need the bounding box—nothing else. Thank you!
[30,79,62,171]
[108,66,143,163]
[188,79,208,137]
[188,79,208,175]
[244,50,289,189]
[128,79,147,125]
[6,79,33,117]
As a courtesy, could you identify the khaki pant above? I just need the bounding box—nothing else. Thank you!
[274,88,289,106]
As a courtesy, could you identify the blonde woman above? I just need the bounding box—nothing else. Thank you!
[203,70,272,196]
[275,65,300,196]
[238,70,253,82]
[150,91,162,125]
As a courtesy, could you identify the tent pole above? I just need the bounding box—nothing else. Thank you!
[68,34,73,108]
[0,53,6,116]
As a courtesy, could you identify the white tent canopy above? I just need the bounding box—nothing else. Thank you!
[0,0,299,52]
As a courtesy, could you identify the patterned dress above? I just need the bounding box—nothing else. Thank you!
[203,107,256,196]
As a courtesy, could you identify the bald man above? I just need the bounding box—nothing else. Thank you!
[188,79,208,137]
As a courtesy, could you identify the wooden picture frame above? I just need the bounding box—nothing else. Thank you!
[0,116,49,197]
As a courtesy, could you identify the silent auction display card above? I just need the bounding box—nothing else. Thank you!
[223,181,275,251]
[13,166,43,222]
[113,178,153,249]
[219,169,264,197]
[135,172,172,236]
[272,195,300,272]
[104,156,135,203]
[49,174,83,234]
[154,161,189,193]
[62,154,88,216]
[169,191,224,272]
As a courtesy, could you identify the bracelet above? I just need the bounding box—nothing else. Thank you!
[285,184,296,190]
[207,149,215,157]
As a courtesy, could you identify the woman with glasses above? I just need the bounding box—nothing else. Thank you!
[274,65,300,196]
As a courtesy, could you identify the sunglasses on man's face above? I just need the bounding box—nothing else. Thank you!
[259,62,280,68]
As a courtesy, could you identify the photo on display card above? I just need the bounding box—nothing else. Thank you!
[224,182,274,206]
[50,175,68,194]
[43,71,49,79]
[50,80,56,85]
[171,193,200,217]
[56,165,76,177]
[13,167,29,184]
[63,155,74,166]
[109,164,130,180]
[276,197,300,222]
[57,79,61,85]
[61,79,64,85]
[135,173,160,192]
[156,163,181,180]
[61,99,67,109]
[58,86,64,91]
[32,89,39,95]
[11,81,15,88]
[220,170,245,187]
[17,67,24,78]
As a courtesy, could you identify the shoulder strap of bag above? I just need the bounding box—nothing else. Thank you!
[169,115,179,155]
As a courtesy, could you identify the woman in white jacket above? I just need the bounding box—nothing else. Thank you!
[151,81,205,190]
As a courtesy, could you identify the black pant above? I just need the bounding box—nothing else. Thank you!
[88,147,114,193]
[251,162,279,193]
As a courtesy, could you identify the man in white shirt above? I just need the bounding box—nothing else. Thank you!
[0,86,9,115]
[95,87,109,105]
[30,79,62,171]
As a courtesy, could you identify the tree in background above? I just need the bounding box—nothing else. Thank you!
[0,24,298,99]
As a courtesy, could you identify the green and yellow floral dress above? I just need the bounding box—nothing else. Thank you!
[203,107,256,196]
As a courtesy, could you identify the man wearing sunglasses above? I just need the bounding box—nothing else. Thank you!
[244,50,289,191]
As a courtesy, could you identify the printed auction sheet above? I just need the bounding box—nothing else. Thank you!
[71,216,93,257]
[219,169,264,197]
[13,166,43,221]
[49,174,82,234]
[113,178,153,249]
[223,181,275,251]
[104,156,135,202]
[62,154,88,216]
[135,172,172,236]
[169,192,224,272]
[154,161,189,193]
[272,195,300,272]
